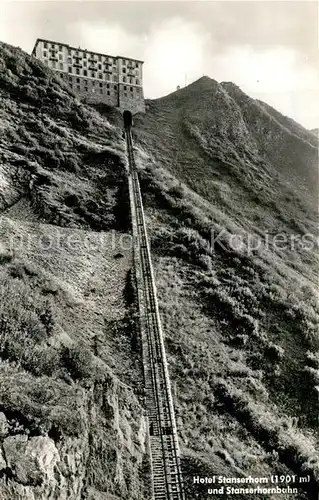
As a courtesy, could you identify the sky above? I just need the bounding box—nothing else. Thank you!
[0,0,318,129]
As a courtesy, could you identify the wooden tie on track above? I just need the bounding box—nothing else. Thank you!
[125,126,185,500]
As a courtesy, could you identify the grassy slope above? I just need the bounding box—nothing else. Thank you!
[0,42,150,499]
[132,78,319,499]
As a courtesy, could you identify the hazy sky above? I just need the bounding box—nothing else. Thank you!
[0,1,318,128]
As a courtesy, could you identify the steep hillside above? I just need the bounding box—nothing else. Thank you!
[133,78,319,499]
[0,40,318,500]
[0,42,151,500]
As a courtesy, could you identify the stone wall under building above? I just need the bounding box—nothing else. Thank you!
[118,83,145,114]
[59,73,119,107]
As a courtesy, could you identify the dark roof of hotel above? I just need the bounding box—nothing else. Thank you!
[32,38,144,64]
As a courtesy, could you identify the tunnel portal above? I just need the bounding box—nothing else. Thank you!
[123,110,133,128]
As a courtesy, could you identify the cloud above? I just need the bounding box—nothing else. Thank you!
[66,21,144,57]
[212,46,318,92]
[143,18,210,96]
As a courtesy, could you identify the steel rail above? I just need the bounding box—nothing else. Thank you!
[125,126,185,500]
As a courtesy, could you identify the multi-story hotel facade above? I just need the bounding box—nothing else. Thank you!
[32,38,145,114]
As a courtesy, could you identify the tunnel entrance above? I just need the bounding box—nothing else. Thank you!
[123,110,133,128]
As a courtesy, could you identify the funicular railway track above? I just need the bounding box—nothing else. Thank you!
[124,116,185,500]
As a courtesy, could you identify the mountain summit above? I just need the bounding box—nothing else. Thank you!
[138,76,317,201]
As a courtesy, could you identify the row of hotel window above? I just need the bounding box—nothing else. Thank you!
[42,51,140,76]
[58,74,141,96]
[43,60,140,85]
[41,42,138,67]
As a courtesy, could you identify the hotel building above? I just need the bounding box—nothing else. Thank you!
[32,38,145,114]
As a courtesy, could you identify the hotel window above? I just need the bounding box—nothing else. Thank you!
[67,56,71,63]
[98,73,102,79]
[124,92,127,97]
[50,43,55,48]
[68,48,72,55]
[43,51,47,58]
[44,42,48,48]
[135,62,138,68]
[107,90,110,95]
[106,83,109,88]
[129,78,133,84]
[122,59,126,65]
[83,60,87,67]
[98,64,101,70]
[91,71,95,78]
[59,53,62,60]
[83,52,87,59]
[136,79,140,85]
[124,85,126,90]
[68,66,72,73]
[123,77,126,83]
[99,82,103,87]
[83,70,87,76]
[59,45,62,51]
[113,75,117,81]
[52,61,56,68]
[77,77,80,83]
[76,68,80,75]
[130,86,133,92]
[114,85,117,90]
[59,63,63,69]
[85,86,88,92]
[98,55,101,61]
[77,85,80,90]
[123,68,126,73]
